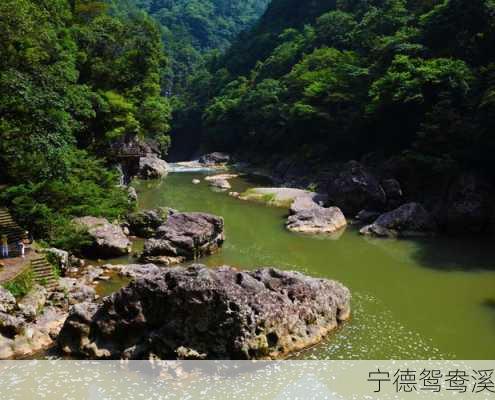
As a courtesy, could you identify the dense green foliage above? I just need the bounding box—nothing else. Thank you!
[0,0,171,248]
[111,0,269,93]
[2,268,34,299]
[194,0,495,171]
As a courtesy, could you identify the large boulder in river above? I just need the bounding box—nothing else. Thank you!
[444,174,494,234]
[327,161,386,216]
[141,212,225,265]
[360,202,436,238]
[286,197,347,235]
[58,265,351,360]
[73,217,131,258]
[199,152,230,165]
[126,208,175,238]
[138,154,168,179]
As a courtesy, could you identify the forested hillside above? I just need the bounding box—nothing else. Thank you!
[195,0,495,174]
[111,0,270,92]
[0,0,171,247]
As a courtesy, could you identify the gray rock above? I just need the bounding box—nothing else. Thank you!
[382,178,403,208]
[42,248,69,275]
[126,208,174,238]
[199,152,230,165]
[209,179,231,190]
[118,264,161,279]
[56,278,96,308]
[327,161,386,216]
[58,265,351,360]
[360,203,437,238]
[141,212,225,265]
[18,285,47,321]
[128,187,138,203]
[355,210,382,224]
[73,217,131,258]
[0,335,14,359]
[287,198,347,235]
[138,154,169,179]
[0,287,16,314]
[0,312,25,338]
[445,174,493,234]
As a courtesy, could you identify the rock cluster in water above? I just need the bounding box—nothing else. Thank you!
[140,212,225,265]
[73,216,131,258]
[125,207,175,238]
[58,264,351,360]
[286,197,347,234]
[138,154,169,179]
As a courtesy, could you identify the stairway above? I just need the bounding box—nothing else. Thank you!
[31,256,59,291]
[0,208,27,257]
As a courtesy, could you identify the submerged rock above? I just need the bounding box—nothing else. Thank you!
[199,152,230,165]
[138,154,169,179]
[286,197,347,234]
[126,208,175,238]
[58,265,351,360]
[327,161,386,216]
[141,212,225,265]
[209,179,231,190]
[239,187,322,208]
[73,216,131,258]
[360,202,436,238]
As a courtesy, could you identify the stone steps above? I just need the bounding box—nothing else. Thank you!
[31,256,58,290]
[0,208,27,244]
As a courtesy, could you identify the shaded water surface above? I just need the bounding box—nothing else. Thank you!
[121,172,495,359]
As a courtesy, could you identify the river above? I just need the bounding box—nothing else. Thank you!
[99,171,495,360]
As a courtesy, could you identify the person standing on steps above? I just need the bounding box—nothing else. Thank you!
[1,234,9,258]
[18,240,25,258]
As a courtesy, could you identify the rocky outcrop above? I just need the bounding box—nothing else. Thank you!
[199,152,230,165]
[58,265,351,360]
[444,174,494,234]
[49,278,96,310]
[127,186,138,203]
[73,217,131,258]
[102,263,161,280]
[17,285,47,321]
[286,197,347,234]
[327,161,386,216]
[355,210,381,224]
[360,202,437,238]
[42,248,70,275]
[126,208,175,238]
[141,213,225,265]
[138,154,169,179]
[0,287,16,314]
[382,178,403,209]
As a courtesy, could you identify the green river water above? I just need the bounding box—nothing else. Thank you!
[103,171,495,360]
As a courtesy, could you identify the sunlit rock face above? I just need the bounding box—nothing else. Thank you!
[58,265,351,360]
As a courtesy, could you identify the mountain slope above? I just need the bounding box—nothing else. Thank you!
[111,0,270,91]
